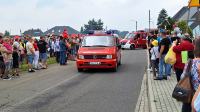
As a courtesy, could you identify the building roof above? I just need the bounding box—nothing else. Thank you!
[173,6,188,20]
[44,26,80,35]
[173,7,200,30]
[23,29,43,37]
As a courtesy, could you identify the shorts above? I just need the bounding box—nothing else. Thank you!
[5,60,13,71]
[40,53,47,61]
[27,55,34,64]
[13,59,19,68]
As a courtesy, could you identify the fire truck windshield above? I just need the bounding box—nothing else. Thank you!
[125,33,135,39]
[82,36,115,47]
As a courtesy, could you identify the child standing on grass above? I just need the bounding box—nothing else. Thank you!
[12,46,19,78]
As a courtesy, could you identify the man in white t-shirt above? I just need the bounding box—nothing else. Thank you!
[26,37,35,72]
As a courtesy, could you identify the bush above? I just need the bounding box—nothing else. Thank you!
[177,20,193,37]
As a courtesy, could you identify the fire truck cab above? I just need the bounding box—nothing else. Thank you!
[121,30,147,50]
[76,31,122,72]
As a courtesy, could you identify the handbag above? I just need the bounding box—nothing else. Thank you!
[172,59,194,103]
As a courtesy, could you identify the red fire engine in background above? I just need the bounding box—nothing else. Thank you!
[120,30,147,50]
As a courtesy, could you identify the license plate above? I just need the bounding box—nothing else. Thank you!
[90,62,101,65]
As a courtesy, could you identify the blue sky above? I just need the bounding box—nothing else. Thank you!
[0,0,189,35]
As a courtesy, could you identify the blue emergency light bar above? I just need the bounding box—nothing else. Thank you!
[87,30,113,35]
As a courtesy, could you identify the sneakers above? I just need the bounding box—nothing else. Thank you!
[154,77,163,80]
[2,76,11,80]
[147,68,152,71]
[11,75,20,79]
[163,76,168,80]
[28,69,35,73]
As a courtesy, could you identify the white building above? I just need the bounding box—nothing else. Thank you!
[173,6,200,36]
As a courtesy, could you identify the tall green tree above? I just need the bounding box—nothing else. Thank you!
[157,9,168,29]
[177,20,193,37]
[165,17,176,32]
[4,30,10,36]
[81,19,104,33]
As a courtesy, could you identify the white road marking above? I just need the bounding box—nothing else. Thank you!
[1,73,81,112]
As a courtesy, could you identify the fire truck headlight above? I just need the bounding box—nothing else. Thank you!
[79,55,84,59]
[106,55,112,59]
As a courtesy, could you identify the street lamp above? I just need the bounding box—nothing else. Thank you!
[130,19,138,32]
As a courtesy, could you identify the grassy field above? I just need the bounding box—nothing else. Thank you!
[20,57,57,72]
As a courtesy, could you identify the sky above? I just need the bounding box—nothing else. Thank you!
[0,0,189,35]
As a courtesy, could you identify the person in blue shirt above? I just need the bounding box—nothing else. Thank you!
[59,36,67,65]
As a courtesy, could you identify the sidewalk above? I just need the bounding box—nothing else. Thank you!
[135,70,182,112]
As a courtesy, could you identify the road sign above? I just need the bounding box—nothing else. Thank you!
[188,0,200,7]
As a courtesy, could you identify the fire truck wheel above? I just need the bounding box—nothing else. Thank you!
[130,45,135,50]
[112,63,118,72]
[118,58,122,66]
[78,68,83,72]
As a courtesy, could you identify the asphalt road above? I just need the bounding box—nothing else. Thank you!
[1,50,147,112]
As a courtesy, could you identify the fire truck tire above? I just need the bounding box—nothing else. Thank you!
[112,63,118,72]
[118,58,122,66]
[78,68,83,72]
[130,45,135,50]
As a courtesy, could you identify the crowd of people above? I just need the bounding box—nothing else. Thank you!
[0,34,81,80]
[147,25,200,112]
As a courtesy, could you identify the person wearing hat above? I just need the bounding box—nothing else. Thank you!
[150,40,159,79]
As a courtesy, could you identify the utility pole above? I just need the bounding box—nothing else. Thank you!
[149,10,151,33]
[136,21,138,32]
[187,7,191,33]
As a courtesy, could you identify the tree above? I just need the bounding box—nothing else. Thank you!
[165,17,176,32]
[177,20,193,37]
[81,19,104,33]
[157,9,168,29]
[80,27,84,34]
[4,30,10,36]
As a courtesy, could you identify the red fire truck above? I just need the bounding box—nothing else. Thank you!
[120,30,147,50]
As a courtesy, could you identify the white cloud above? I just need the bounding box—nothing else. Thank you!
[0,0,189,35]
